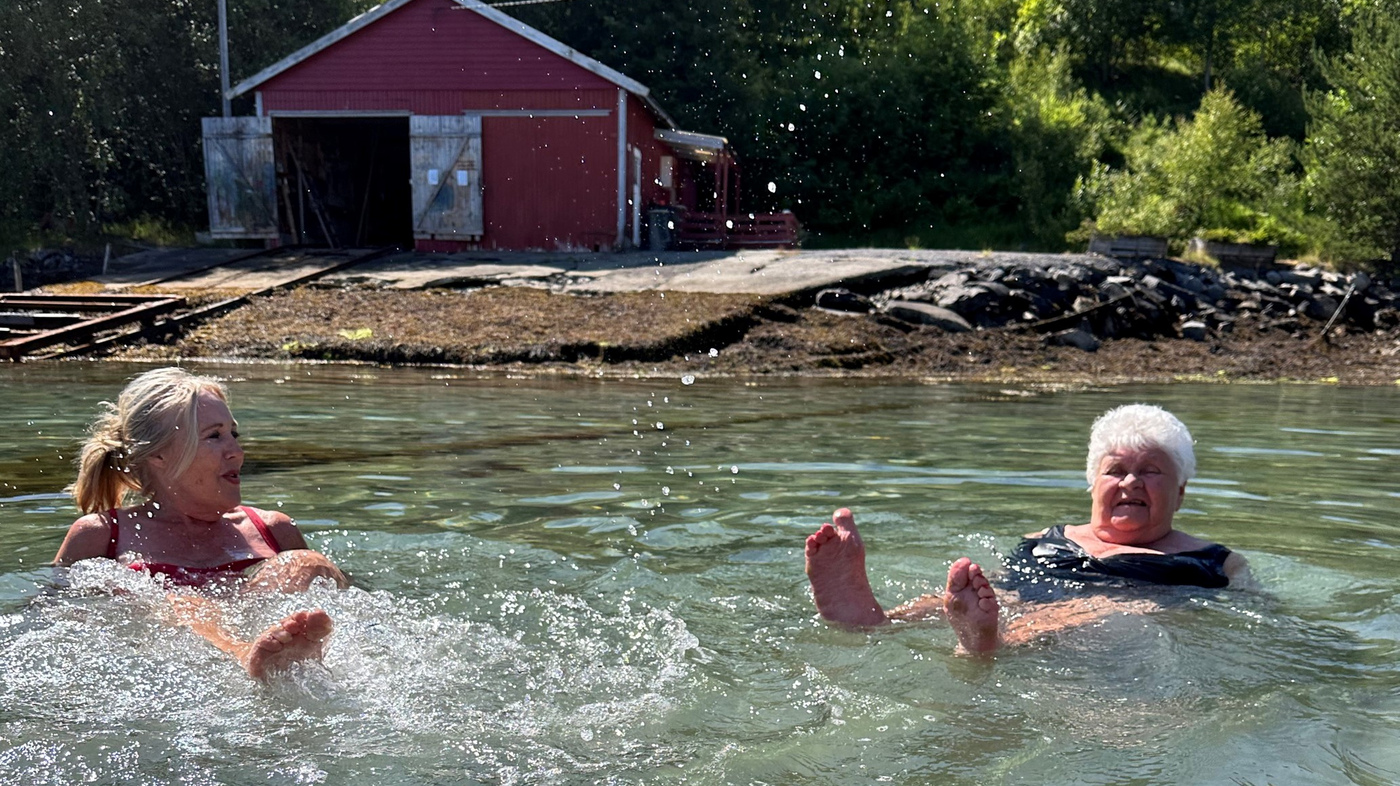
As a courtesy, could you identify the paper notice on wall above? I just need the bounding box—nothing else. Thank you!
[456,170,468,187]
[427,169,440,185]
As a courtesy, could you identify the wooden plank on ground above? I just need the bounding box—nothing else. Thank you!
[37,247,397,360]
[0,297,184,360]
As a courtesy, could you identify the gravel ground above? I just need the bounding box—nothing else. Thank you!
[103,284,1400,385]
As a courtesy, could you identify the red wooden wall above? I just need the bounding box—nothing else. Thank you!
[252,0,690,251]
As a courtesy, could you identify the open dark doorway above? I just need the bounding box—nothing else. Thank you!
[273,117,411,247]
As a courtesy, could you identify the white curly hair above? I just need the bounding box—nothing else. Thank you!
[1085,404,1196,488]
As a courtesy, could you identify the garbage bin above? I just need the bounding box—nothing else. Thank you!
[647,207,676,252]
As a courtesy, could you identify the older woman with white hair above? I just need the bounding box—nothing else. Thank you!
[804,404,1249,654]
[54,367,350,679]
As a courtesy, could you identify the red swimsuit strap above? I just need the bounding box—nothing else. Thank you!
[240,505,283,553]
[104,506,283,560]
[105,509,120,560]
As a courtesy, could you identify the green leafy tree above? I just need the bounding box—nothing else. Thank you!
[1305,6,1400,267]
[1001,49,1117,244]
[1076,88,1305,252]
[0,0,378,254]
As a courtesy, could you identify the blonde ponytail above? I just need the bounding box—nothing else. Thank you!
[69,403,141,513]
[66,368,230,513]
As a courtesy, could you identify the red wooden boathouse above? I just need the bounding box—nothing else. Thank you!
[203,0,797,252]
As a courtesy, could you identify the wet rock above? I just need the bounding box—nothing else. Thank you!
[930,270,970,289]
[1278,269,1322,287]
[1046,327,1100,352]
[1009,288,1056,319]
[1353,271,1372,293]
[1100,276,1135,300]
[815,288,873,314]
[1304,295,1339,321]
[882,300,973,332]
[1180,320,1208,341]
[1051,268,1080,291]
[937,284,1012,326]
[1177,273,1206,294]
[975,280,1012,298]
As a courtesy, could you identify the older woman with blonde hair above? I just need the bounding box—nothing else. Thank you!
[804,404,1249,654]
[55,367,349,679]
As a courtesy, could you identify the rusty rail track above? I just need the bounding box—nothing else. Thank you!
[6,246,397,361]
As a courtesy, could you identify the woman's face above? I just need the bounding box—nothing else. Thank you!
[1089,445,1185,545]
[150,392,244,514]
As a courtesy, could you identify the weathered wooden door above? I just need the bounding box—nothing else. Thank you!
[201,117,278,239]
[410,115,483,240]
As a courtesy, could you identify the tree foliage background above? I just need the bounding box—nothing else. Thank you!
[1,0,1397,266]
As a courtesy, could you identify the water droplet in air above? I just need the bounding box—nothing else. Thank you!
[654,422,664,430]
[613,483,621,490]
[681,374,696,385]
[708,348,719,357]
[662,486,671,496]
[768,181,777,193]
[731,465,739,474]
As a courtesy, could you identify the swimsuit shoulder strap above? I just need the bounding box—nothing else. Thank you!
[105,509,120,560]
[240,506,283,553]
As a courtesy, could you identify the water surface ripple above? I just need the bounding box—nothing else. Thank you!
[2,364,1399,784]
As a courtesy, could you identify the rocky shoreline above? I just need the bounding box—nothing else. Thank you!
[94,251,1400,384]
[819,255,1396,350]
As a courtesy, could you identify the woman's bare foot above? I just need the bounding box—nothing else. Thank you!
[243,609,333,680]
[805,508,887,626]
[944,557,1000,654]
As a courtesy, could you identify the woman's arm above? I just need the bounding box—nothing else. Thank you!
[53,514,113,566]
[1223,551,1253,587]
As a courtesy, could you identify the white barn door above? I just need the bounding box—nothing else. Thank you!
[202,117,278,239]
[410,115,483,241]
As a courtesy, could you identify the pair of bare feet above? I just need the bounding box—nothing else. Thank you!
[804,508,1001,653]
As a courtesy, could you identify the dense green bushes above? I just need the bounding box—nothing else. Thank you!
[1073,89,1307,254]
[2,0,1399,266]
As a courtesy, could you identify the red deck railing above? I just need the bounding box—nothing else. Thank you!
[674,210,800,249]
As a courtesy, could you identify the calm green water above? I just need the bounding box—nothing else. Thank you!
[2,363,1399,785]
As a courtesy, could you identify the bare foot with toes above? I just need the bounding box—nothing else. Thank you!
[944,557,1001,654]
[243,609,333,680]
[805,508,887,627]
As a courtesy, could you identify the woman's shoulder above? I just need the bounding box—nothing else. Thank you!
[54,512,117,565]
[239,505,307,550]
[1167,530,1229,554]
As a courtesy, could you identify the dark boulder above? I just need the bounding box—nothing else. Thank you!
[815,288,873,314]
[882,300,973,332]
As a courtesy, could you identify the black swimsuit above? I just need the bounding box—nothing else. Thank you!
[1003,525,1232,599]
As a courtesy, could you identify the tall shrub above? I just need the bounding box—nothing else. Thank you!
[1075,88,1305,252]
